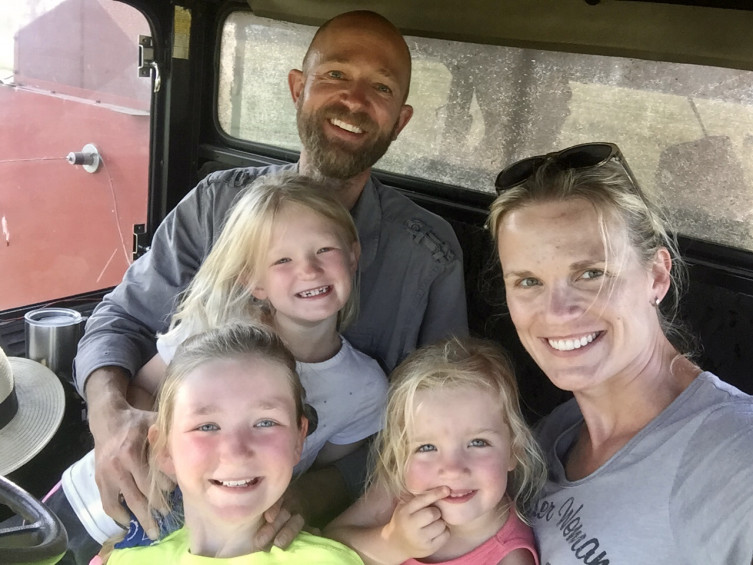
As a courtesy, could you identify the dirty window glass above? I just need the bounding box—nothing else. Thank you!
[217,11,753,252]
[0,0,151,312]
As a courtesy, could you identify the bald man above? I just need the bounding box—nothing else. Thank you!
[71,9,467,557]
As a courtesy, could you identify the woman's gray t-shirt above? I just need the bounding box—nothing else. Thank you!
[533,372,753,565]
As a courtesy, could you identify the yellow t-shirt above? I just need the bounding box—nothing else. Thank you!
[108,528,363,565]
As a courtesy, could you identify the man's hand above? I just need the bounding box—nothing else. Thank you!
[254,497,306,551]
[85,366,159,539]
[381,486,450,559]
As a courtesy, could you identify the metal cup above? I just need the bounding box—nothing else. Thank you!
[24,308,84,378]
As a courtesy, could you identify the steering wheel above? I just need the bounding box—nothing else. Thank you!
[0,474,68,564]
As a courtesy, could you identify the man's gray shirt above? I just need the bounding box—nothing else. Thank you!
[74,163,468,393]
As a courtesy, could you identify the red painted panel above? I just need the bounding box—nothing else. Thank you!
[0,85,148,310]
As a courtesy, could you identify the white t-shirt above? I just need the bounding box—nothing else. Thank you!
[292,338,387,472]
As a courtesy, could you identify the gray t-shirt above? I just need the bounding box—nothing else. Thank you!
[74,163,468,393]
[533,372,753,565]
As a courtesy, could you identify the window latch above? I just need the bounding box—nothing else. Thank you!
[138,35,161,93]
[132,224,150,261]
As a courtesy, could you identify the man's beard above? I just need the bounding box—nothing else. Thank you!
[297,103,398,180]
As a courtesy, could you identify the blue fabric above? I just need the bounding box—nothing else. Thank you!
[114,489,183,549]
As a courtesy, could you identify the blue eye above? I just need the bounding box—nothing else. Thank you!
[518,277,540,288]
[327,70,345,79]
[581,269,604,280]
[197,423,218,432]
[317,247,334,254]
[468,438,489,448]
[375,83,392,94]
[273,257,291,265]
[416,444,436,453]
[255,419,277,428]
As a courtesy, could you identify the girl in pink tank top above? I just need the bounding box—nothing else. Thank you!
[326,336,546,564]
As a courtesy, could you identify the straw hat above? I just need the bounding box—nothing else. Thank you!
[0,347,65,476]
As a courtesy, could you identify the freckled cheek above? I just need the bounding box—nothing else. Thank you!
[168,438,216,481]
[404,459,437,493]
[461,459,509,499]
[257,433,304,465]
[506,300,528,325]
[177,437,216,461]
[482,456,511,483]
[323,255,351,276]
[272,440,301,463]
[272,264,295,279]
[506,301,538,342]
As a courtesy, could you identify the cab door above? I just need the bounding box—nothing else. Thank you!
[0,0,155,498]
[0,0,152,312]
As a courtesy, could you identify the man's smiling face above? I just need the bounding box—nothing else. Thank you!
[289,12,413,179]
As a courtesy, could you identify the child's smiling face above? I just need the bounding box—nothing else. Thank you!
[404,385,516,530]
[159,355,306,528]
[252,203,358,327]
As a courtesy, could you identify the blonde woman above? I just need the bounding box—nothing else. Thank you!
[489,142,753,564]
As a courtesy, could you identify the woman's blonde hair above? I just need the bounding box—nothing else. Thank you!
[163,171,360,343]
[488,157,692,353]
[372,336,547,520]
[147,322,306,513]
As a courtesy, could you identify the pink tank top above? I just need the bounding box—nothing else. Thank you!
[402,510,539,565]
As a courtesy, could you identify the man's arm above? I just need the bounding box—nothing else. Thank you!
[132,353,168,397]
[74,176,220,533]
[85,366,159,536]
[74,185,212,395]
[288,466,354,528]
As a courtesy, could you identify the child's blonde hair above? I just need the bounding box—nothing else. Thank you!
[163,171,360,342]
[147,322,307,512]
[372,336,547,520]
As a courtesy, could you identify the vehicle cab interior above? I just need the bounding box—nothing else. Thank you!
[1,0,752,562]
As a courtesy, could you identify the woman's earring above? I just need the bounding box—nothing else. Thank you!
[654,297,661,307]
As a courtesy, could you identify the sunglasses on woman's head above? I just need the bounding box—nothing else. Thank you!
[494,142,639,194]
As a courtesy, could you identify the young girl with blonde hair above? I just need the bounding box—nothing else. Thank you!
[326,336,546,565]
[107,323,363,564]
